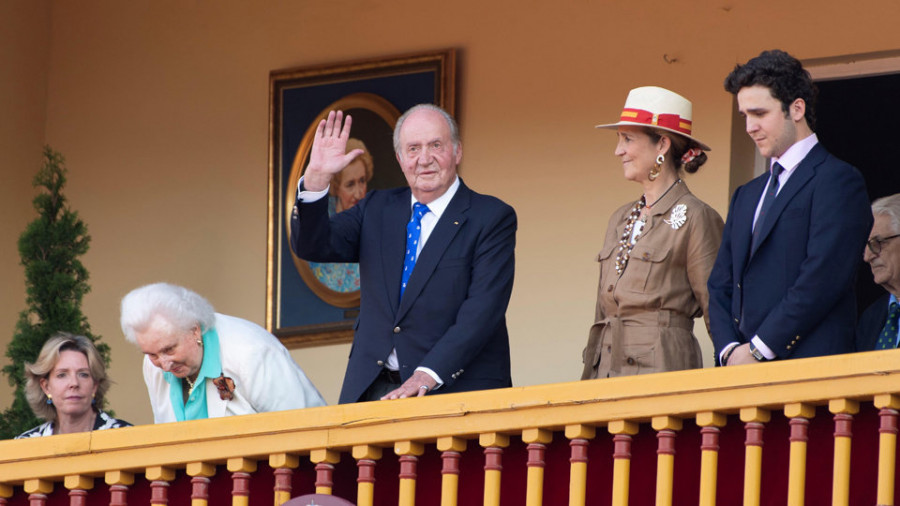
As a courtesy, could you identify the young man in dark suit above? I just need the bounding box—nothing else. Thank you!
[708,49,872,366]
[291,105,516,403]
[858,194,900,351]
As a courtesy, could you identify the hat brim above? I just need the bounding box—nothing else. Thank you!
[595,120,711,152]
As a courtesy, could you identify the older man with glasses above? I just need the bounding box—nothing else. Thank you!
[858,194,900,351]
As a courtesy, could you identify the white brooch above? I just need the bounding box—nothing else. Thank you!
[664,204,687,230]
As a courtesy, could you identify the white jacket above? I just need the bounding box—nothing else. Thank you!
[143,313,325,423]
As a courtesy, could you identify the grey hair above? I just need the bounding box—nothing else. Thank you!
[872,194,900,234]
[120,283,215,343]
[25,332,109,422]
[392,104,460,156]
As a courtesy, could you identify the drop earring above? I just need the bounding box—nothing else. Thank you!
[649,154,665,181]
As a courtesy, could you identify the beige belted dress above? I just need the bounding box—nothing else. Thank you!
[582,182,724,379]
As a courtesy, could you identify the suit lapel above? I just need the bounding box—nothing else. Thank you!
[749,145,824,257]
[206,381,227,418]
[735,175,768,270]
[395,184,471,322]
[382,189,411,316]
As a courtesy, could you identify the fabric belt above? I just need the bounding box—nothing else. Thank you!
[595,310,693,375]
[380,368,402,384]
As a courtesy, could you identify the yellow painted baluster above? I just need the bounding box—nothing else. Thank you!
[608,420,639,506]
[696,411,727,506]
[64,475,93,506]
[480,432,510,506]
[106,471,134,506]
[310,449,340,495]
[829,399,859,506]
[186,462,216,506]
[227,457,257,506]
[0,483,14,504]
[651,416,682,506]
[396,441,425,506]
[146,466,176,506]
[523,428,552,506]
[353,445,383,506]
[784,402,815,506]
[23,479,53,505]
[269,453,299,506]
[875,394,900,506]
[565,424,596,506]
[0,483,12,503]
[739,408,770,506]
[436,437,467,506]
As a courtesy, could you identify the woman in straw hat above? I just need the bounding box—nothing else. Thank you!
[581,86,724,379]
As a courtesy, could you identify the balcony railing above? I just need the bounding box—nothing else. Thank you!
[1,349,899,505]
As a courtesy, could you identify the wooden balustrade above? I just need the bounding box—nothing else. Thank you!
[1,350,900,505]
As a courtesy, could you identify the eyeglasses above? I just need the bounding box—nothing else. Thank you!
[866,234,900,254]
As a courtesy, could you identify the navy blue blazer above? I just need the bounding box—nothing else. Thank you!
[291,179,516,403]
[707,143,871,361]
[856,292,890,352]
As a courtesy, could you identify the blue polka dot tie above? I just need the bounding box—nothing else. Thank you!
[876,302,900,350]
[400,202,430,300]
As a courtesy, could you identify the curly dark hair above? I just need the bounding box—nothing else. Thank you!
[724,49,818,131]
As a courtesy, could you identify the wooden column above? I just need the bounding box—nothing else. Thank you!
[227,458,257,506]
[24,479,53,506]
[146,466,175,506]
[608,420,639,506]
[352,445,382,506]
[565,424,596,506]
[310,449,340,496]
[784,403,815,506]
[875,394,900,506]
[269,453,299,506]
[436,437,466,506]
[697,411,727,506]
[105,471,134,506]
[480,433,509,506]
[396,441,425,506]
[186,462,216,506]
[523,429,552,506]
[64,475,93,506]
[740,408,770,506]
[652,416,682,506]
[829,399,859,506]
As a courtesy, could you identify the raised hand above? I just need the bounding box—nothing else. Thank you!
[303,110,364,192]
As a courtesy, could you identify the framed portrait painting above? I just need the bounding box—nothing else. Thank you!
[266,49,457,348]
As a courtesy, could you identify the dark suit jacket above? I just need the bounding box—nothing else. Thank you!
[856,292,890,352]
[707,143,871,361]
[290,179,516,403]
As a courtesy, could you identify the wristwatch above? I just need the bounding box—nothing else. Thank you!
[749,342,766,361]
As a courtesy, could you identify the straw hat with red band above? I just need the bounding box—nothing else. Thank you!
[595,86,711,151]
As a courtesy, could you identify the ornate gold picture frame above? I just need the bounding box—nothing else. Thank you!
[266,49,457,348]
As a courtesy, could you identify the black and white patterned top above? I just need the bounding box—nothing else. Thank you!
[15,410,132,438]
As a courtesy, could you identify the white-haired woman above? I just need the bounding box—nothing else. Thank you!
[120,283,325,423]
[17,333,131,438]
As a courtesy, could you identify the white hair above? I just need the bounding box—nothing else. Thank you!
[392,103,460,156]
[872,194,900,234]
[120,283,215,343]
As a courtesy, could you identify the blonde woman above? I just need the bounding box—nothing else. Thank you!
[17,333,131,438]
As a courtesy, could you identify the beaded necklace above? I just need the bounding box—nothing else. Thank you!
[614,179,682,276]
